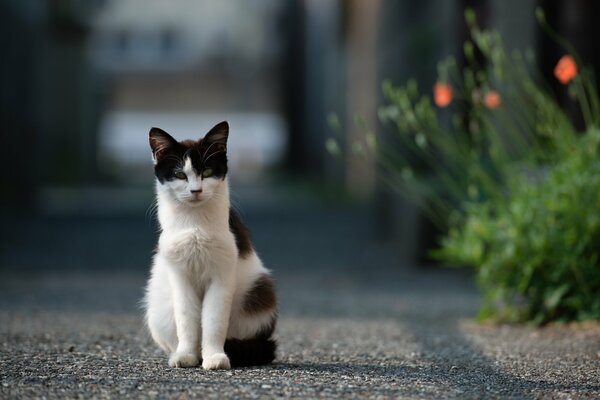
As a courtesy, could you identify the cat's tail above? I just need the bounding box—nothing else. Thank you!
[224,337,277,367]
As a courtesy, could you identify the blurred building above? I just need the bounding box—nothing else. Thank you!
[0,0,104,210]
[90,0,288,185]
[1,0,598,266]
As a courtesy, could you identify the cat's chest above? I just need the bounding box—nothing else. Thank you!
[159,225,232,265]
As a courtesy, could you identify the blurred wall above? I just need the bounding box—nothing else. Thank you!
[0,1,104,209]
[2,0,598,269]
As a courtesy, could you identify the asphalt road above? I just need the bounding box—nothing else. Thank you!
[1,196,599,399]
[1,267,599,399]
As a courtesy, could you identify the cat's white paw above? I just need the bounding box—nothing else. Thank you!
[202,353,231,370]
[169,351,200,368]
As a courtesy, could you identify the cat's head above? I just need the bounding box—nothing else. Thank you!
[149,121,229,206]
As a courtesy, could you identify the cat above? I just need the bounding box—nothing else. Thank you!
[144,121,277,370]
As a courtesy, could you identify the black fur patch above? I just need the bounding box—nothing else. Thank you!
[223,279,277,367]
[255,315,277,340]
[229,209,253,258]
[243,274,277,315]
[224,337,277,368]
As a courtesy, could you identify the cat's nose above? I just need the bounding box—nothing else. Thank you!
[190,189,202,194]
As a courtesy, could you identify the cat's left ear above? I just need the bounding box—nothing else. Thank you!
[149,127,177,163]
[204,121,229,148]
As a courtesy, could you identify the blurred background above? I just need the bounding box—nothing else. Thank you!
[1,0,599,310]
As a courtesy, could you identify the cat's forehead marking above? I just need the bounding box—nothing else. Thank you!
[182,156,196,178]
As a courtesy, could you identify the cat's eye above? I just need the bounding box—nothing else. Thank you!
[174,171,187,180]
[202,168,213,178]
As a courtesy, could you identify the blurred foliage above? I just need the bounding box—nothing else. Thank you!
[437,128,600,324]
[331,8,600,324]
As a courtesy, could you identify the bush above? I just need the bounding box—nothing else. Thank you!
[438,128,600,323]
[331,8,600,324]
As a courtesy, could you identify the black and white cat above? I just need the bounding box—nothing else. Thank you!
[144,121,277,370]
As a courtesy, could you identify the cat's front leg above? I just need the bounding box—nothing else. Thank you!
[201,275,235,370]
[167,265,202,368]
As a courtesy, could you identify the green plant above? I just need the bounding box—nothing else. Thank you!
[332,8,600,324]
[437,128,600,323]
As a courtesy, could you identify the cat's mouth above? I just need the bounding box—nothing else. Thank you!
[186,195,207,205]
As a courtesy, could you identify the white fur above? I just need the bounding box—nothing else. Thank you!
[145,157,275,370]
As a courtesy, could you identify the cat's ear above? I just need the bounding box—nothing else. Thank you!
[204,121,229,148]
[149,127,177,163]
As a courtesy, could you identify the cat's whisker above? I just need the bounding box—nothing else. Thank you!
[228,190,242,215]
[203,150,224,165]
[201,141,219,162]
[145,200,159,223]
[161,154,184,166]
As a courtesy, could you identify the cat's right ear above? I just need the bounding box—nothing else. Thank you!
[149,127,177,163]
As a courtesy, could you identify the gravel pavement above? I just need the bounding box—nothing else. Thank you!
[1,268,599,399]
[1,198,599,399]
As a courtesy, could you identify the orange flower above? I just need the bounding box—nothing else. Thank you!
[484,90,501,109]
[554,55,578,84]
[433,82,453,107]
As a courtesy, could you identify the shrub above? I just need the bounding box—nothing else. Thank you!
[333,8,600,324]
[437,128,600,323]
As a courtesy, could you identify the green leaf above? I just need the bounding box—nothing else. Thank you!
[544,284,570,310]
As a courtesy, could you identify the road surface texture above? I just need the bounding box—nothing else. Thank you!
[1,192,599,399]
